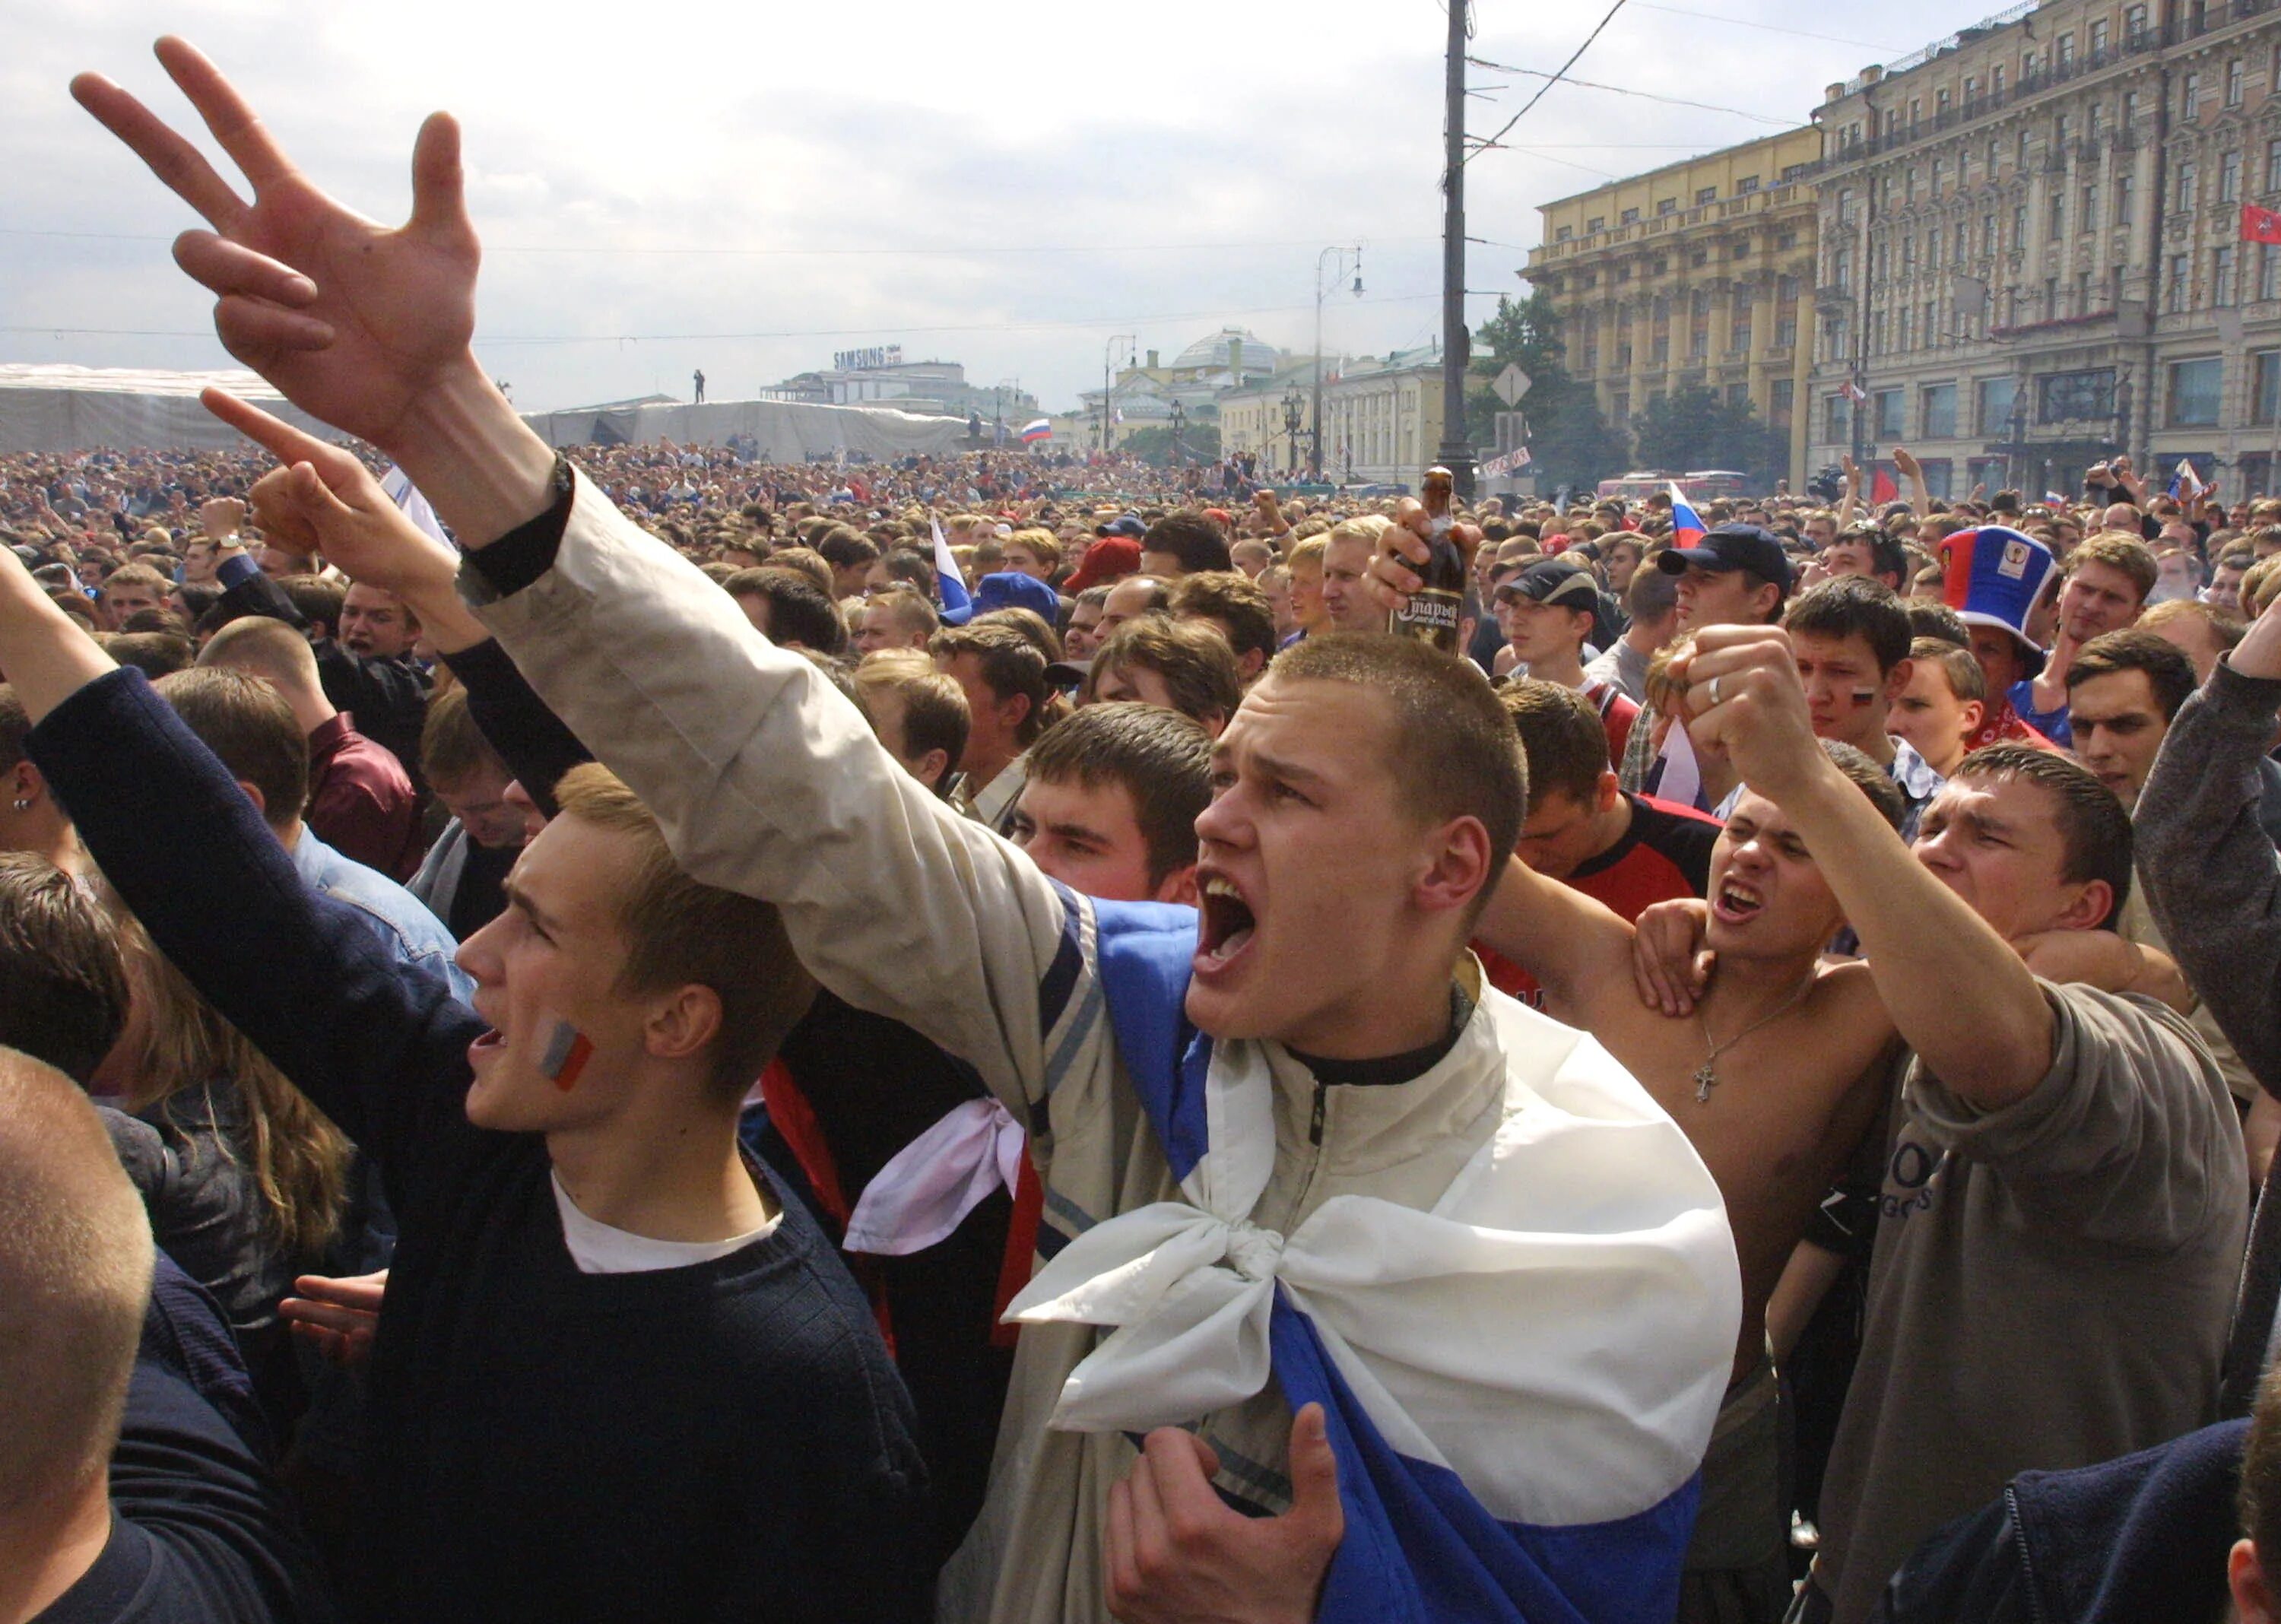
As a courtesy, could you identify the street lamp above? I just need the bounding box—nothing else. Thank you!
[1314,245,1363,481]
[1169,400,1186,469]
[1282,389,1305,475]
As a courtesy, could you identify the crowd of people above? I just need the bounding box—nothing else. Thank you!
[15,35,2281,1624]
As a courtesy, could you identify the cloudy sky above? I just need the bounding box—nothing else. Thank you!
[6,0,1997,414]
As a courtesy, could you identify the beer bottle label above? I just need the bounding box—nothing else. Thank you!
[1390,588,1464,650]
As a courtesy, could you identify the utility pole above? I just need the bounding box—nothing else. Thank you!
[1437,0,1477,498]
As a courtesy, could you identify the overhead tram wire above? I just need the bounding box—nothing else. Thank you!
[0,228,1442,259]
[1463,57,1804,132]
[1462,0,1632,168]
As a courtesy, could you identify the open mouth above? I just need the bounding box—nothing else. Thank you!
[1711,878,1765,925]
[467,1027,505,1068]
[1195,874,1258,973]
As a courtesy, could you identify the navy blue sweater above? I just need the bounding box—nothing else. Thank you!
[32,671,930,1624]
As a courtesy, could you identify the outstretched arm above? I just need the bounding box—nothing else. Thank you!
[2137,596,2281,1097]
[207,395,1088,1119]
[1472,859,1641,1027]
[0,546,479,1185]
[1677,627,2054,1109]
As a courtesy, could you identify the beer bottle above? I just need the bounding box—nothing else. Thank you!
[1388,465,1466,654]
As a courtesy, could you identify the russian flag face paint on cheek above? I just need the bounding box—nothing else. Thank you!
[540,1020,595,1091]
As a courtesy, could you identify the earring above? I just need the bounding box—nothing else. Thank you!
[10,800,27,814]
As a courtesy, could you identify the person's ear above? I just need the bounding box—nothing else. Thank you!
[1414,816,1495,919]
[916,747,951,789]
[2232,1540,2276,1624]
[1592,769,1623,816]
[1884,657,1914,707]
[235,779,268,820]
[1153,864,1200,908]
[646,983,725,1066]
[1752,581,1782,621]
[1959,699,1985,738]
[2054,877,2116,933]
[8,760,40,810]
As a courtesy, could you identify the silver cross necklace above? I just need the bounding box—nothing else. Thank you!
[1693,977,1818,1103]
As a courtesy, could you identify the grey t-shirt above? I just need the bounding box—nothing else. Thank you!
[1814,979,2248,1622]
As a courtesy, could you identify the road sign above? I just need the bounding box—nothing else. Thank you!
[1493,363,1533,407]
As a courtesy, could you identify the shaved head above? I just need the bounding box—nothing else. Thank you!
[0,1049,153,1511]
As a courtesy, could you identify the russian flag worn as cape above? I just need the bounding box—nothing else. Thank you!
[1009,902,1741,1624]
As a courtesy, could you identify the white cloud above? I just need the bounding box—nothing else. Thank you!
[5,0,1991,412]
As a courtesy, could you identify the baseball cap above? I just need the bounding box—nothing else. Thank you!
[1495,558,1601,611]
[1065,537,1143,592]
[1095,513,1147,539]
[972,571,1061,621]
[1655,524,1794,595]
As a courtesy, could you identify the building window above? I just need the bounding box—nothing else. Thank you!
[1658,198,1677,216]
[2089,103,2105,141]
[2055,113,2070,147]
[1899,308,1914,350]
[1982,211,1998,254]
[2168,357,2223,425]
[1588,216,1606,233]
[1833,247,1853,292]
[2229,58,2246,107]
[1778,230,1797,249]
[1696,186,1717,205]
[1978,375,2019,436]
[1994,65,2007,99]
[1737,174,1759,194]
[1772,379,1794,427]
[2256,351,2281,423]
[1967,73,1982,104]
[2177,160,2199,212]
[2038,369,2116,423]
[2224,151,2245,204]
[1556,225,1575,242]
[1930,226,1943,264]
[2014,202,2028,244]
[2216,244,2239,305]
[2090,18,2109,56]
[2057,32,2075,71]
[1621,207,1640,224]
[2116,173,2135,227]
[2124,89,2140,127]
[2080,185,2097,233]
[1726,382,1749,408]
[1938,89,1953,119]
[1922,383,1959,438]
[2269,139,2281,194]
[2184,72,2202,120]
[1874,389,1905,438]
[2125,3,2148,43]
[2048,192,2067,240]
[2264,244,2281,301]
[1826,395,1854,443]
[2168,252,2192,312]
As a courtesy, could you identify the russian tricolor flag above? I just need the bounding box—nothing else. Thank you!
[1020,417,1053,444]
[1668,484,1707,547]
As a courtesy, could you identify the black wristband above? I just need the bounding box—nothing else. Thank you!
[466,454,574,598]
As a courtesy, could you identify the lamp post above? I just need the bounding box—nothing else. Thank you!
[1282,389,1305,475]
[1169,399,1186,469]
[1314,246,1363,481]
[1101,335,1135,455]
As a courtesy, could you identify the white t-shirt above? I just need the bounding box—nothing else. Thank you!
[550,1171,780,1275]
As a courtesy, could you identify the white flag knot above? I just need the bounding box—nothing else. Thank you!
[1222,1218,1286,1283]
[1002,1199,1293,1433]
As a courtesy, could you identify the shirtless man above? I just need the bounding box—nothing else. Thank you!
[1476,742,1905,1622]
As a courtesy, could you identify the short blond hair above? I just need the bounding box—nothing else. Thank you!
[0,1051,154,1508]
[550,765,817,1100]
[198,612,322,699]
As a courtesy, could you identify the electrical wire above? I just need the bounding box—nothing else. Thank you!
[0,227,1442,259]
[0,290,1454,348]
[1465,58,1804,128]
[1627,3,1899,51]
[1462,0,1633,167]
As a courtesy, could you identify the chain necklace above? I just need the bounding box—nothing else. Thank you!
[1693,977,1818,1103]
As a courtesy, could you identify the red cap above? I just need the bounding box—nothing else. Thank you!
[1065,537,1143,592]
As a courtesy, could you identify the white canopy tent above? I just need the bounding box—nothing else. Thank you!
[0,363,344,454]
[0,364,972,460]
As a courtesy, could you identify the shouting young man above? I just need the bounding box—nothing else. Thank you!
[83,43,1743,1620]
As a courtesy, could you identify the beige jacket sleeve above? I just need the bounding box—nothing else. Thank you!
[462,473,1088,1117]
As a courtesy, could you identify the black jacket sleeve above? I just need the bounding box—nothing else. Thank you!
[27,669,481,1191]
[436,636,593,820]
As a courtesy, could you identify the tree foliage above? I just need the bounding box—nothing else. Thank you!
[1464,292,1629,493]
[1121,423,1223,469]
[1631,384,1782,488]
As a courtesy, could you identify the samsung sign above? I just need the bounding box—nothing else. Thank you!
[833,345,905,372]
